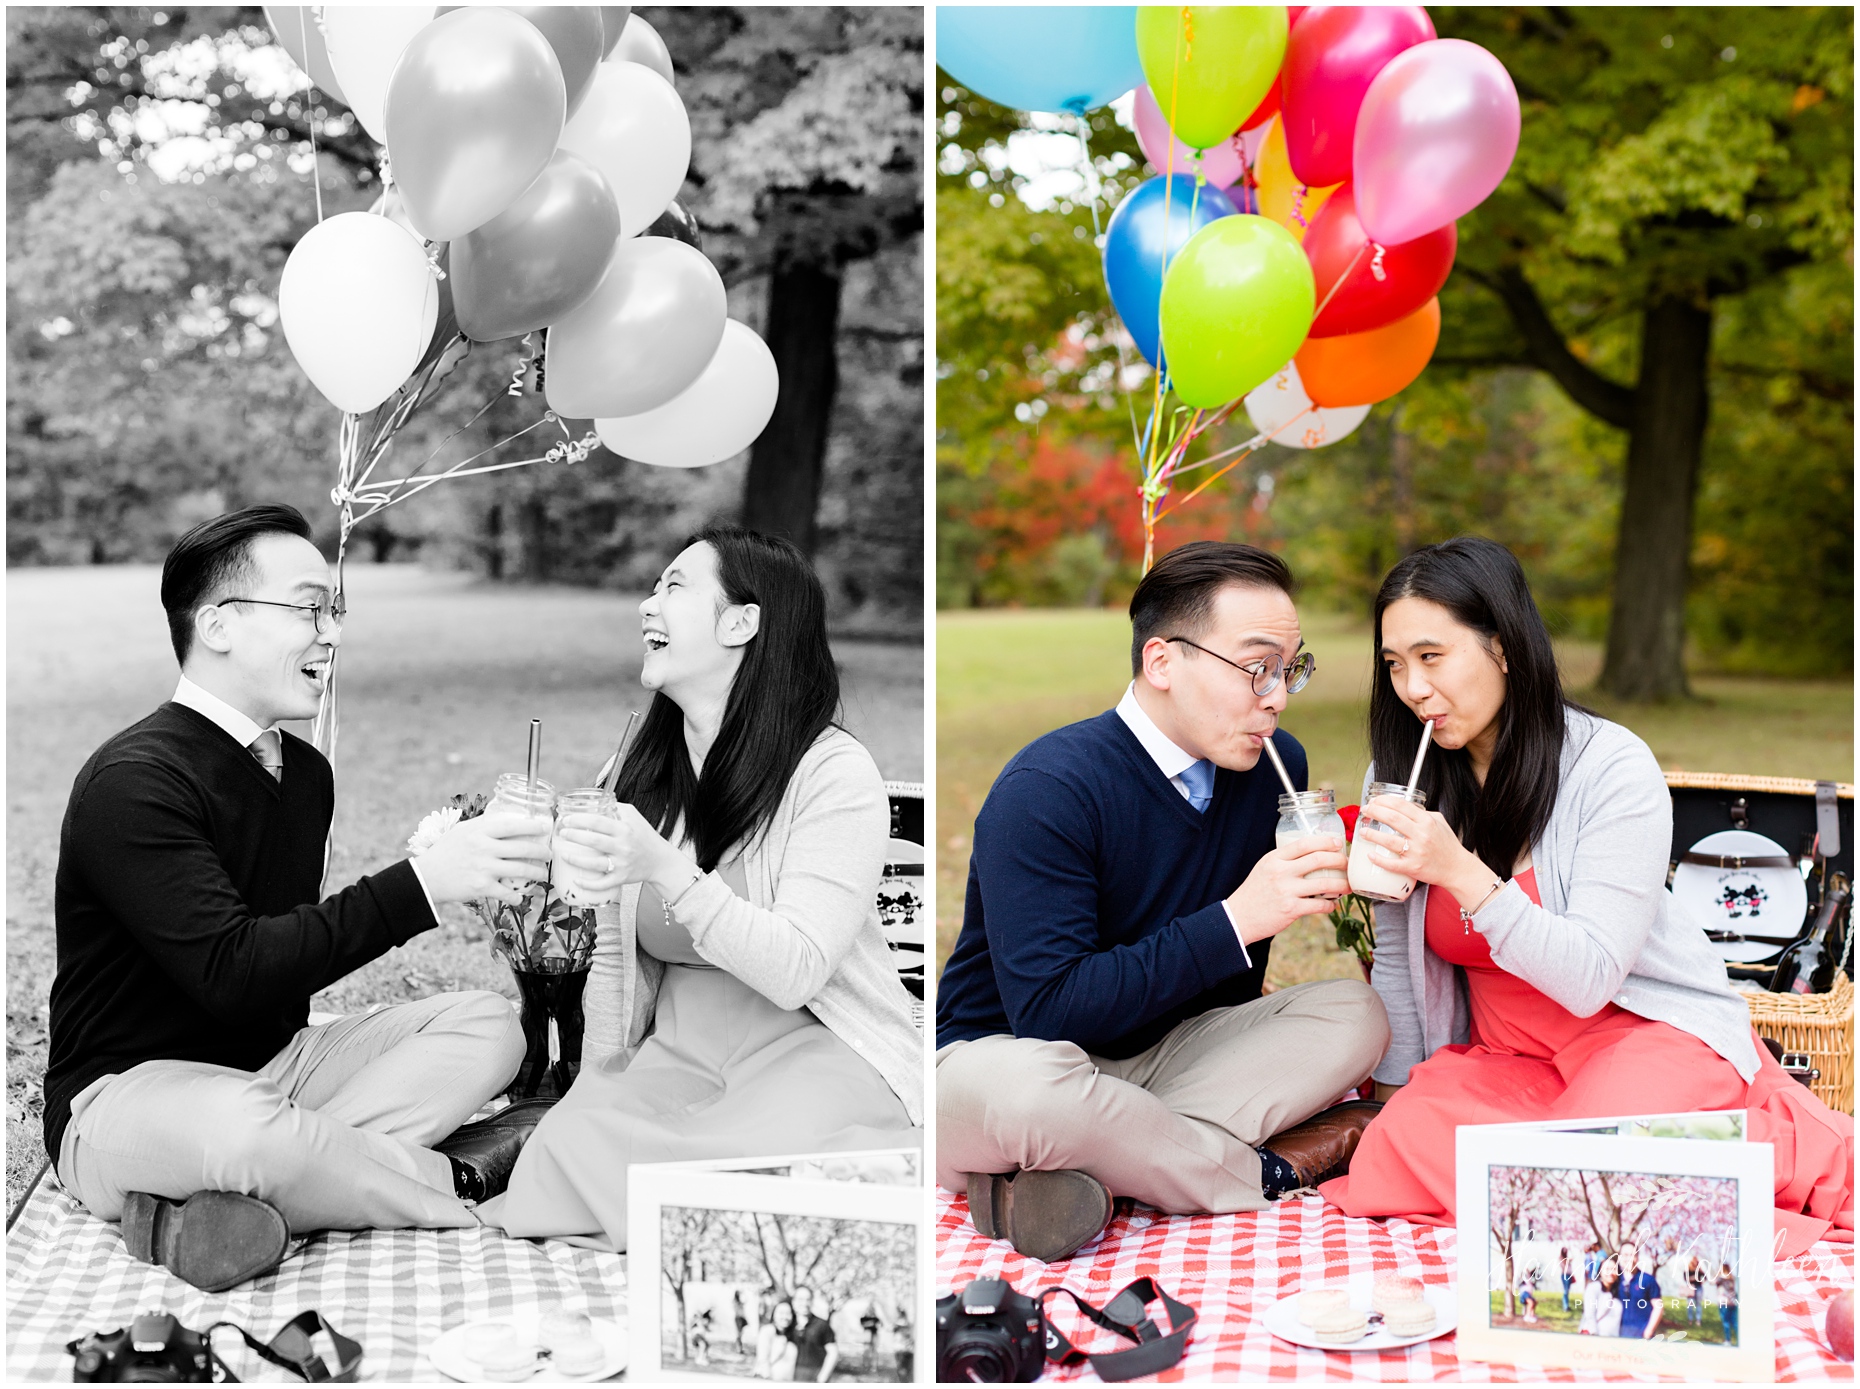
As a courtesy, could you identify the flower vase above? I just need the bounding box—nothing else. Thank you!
[510,957,589,1099]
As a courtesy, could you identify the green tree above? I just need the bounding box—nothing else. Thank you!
[1431,6,1853,697]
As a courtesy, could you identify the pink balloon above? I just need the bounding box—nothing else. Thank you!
[1134,85,1245,190]
[1353,39,1520,247]
[1280,6,1434,188]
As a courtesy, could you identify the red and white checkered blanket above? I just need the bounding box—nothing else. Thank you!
[5,1175,626,1381]
[937,1187,1856,1383]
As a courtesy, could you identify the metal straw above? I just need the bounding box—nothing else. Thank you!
[1405,719,1435,795]
[1260,734,1314,834]
[600,710,641,795]
[526,718,542,790]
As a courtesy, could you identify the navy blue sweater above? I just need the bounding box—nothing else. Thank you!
[936,710,1305,1059]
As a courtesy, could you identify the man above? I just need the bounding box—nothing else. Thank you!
[790,1286,839,1383]
[45,505,557,1292]
[1616,1243,1664,1339]
[937,542,1391,1261]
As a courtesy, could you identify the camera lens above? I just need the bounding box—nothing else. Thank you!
[120,1366,189,1383]
[940,1327,1019,1383]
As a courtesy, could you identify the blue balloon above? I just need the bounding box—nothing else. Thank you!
[1103,175,1239,368]
[937,7,1144,115]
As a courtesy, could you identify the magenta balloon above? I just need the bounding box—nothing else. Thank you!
[452,151,621,342]
[438,5,605,119]
[544,237,727,419]
[1280,5,1434,189]
[1134,85,1245,190]
[384,8,566,242]
[1353,39,1521,246]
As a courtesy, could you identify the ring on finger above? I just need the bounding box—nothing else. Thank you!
[1399,838,1411,856]
[604,855,615,874]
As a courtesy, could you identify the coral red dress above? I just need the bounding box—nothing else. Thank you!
[1321,870,1855,1257]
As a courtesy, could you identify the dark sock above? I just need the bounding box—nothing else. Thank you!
[1258,1147,1301,1200]
[450,1155,484,1202]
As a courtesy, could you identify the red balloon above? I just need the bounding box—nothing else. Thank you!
[1281,6,1434,188]
[1241,75,1280,131]
[1304,184,1455,337]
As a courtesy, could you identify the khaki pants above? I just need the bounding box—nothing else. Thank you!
[936,979,1389,1213]
[57,990,525,1234]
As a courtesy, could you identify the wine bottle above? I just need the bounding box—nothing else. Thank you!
[1769,872,1850,995]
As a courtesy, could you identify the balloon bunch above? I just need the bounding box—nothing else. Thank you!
[264,6,782,761]
[938,5,1520,570]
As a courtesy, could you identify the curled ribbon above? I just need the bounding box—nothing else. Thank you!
[1370,243,1387,282]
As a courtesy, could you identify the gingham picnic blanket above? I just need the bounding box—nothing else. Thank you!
[936,1186,1856,1383]
[5,1174,626,1382]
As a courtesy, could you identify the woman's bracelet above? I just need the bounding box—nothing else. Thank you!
[1460,878,1506,933]
[665,868,706,913]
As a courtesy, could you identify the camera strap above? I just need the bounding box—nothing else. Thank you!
[202,1312,363,1383]
[1040,1278,1197,1382]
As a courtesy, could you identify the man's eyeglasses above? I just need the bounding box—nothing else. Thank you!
[218,596,346,635]
[1165,636,1315,696]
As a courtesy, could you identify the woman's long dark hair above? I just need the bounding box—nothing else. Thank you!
[1369,536,1580,881]
[616,524,841,871]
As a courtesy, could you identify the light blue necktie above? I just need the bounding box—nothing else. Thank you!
[1179,758,1215,813]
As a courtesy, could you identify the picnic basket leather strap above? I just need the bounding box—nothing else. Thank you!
[1040,1277,1197,1381]
[203,1311,363,1383]
[1680,850,1797,870]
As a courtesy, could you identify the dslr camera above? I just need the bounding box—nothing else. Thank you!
[935,1278,1046,1383]
[69,1313,216,1382]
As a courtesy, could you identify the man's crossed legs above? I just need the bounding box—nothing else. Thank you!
[58,991,525,1282]
[937,979,1390,1256]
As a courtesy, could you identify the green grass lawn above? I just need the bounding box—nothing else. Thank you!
[1487,1293,1731,1344]
[6,563,923,1213]
[936,607,1854,979]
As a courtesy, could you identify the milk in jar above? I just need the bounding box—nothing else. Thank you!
[1348,781,1428,902]
[1274,790,1347,891]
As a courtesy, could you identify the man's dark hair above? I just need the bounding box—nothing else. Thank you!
[1127,541,1296,675]
[160,505,315,665]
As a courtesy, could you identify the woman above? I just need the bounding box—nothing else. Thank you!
[479,525,922,1251]
[754,1300,799,1381]
[1684,1253,1706,1325]
[1319,538,1854,1257]
[1517,1266,1539,1324]
[1577,1255,1622,1336]
[1558,1245,1574,1312]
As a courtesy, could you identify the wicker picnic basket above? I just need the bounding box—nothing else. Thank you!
[1744,972,1854,1115]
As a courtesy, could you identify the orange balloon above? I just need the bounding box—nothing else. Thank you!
[1295,297,1441,407]
[1253,115,1339,243]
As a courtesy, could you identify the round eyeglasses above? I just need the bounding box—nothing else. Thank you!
[218,596,346,635]
[1165,636,1315,696]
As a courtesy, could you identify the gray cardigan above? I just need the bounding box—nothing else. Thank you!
[1370,708,1760,1087]
[582,726,923,1124]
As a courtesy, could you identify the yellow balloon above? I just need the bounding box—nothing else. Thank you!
[1253,116,1339,243]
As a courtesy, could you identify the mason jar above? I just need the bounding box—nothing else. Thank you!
[1275,789,1348,889]
[554,787,620,906]
[488,773,556,885]
[1348,781,1428,902]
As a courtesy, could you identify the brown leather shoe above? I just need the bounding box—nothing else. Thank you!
[966,1169,1112,1264]
[120,1190,289,1292]
[435,1097,557,1201]
[1263,1099,1384,1189]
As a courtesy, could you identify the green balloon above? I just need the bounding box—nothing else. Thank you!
[1159,215,1315,409]
[1136,6,1288,151]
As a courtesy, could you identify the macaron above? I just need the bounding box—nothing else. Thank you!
[1308,1305,1370,1345]
[539,1311,593,1350]
[1372,1274,1425,1313]
[1297,1287,1353,1324]
[552,1334,606,1377]
[1380,1299,1438,1338]
[477,1337,538,1382]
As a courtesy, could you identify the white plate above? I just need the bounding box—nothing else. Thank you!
[430,1314,627,1383]
[1262,1283,1457,1351]
[1670,830,1807,958]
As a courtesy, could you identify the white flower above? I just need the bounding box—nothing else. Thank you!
[407,805,463,856]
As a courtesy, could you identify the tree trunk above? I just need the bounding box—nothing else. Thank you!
[742,261,841,555]
[1598,297,1712,701]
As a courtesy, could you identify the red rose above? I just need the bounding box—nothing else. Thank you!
[1339,804,1361,841]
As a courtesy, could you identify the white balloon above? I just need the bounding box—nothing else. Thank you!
[321,6,437,143]
[1245,360,1371,450]
[279,212,439,415]
[610,13,673,85]
[596,320,779,468]
[559,61,690,237]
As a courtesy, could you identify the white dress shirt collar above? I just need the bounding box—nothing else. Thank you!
[172,674,271,751]
[1115,681,1201,783]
